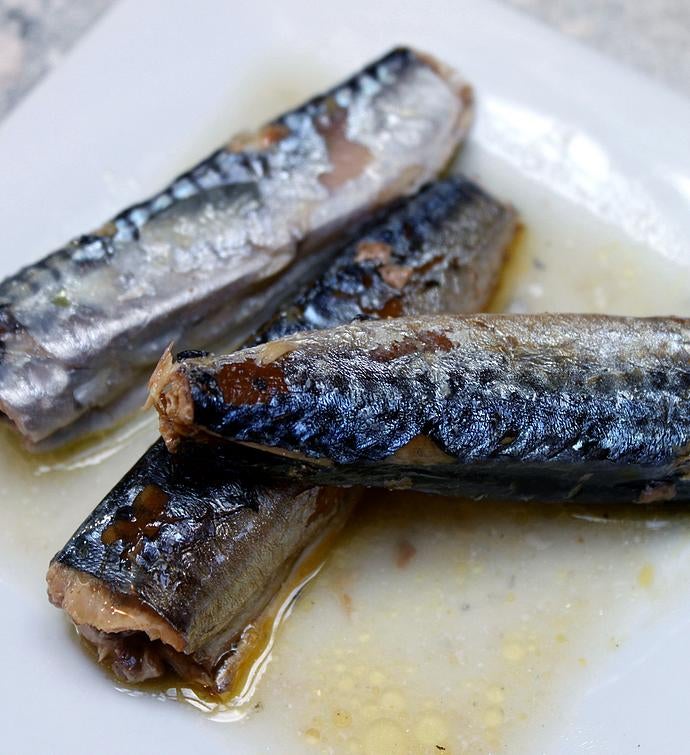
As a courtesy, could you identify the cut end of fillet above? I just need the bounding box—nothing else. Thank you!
[46,562,213,686]
[146,346,194,451]
[413,47,475,131]
[415,48,473,102]
[46,562,185,652]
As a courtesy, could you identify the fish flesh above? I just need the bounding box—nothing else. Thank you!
[1,47,472,450]
[154,314,690,503]
[47,178,516,692]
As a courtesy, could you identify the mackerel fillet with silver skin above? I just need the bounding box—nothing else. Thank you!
[1,47,471,450]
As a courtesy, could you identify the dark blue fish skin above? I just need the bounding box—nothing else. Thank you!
[48,178,515,691]
[162,314,690,504]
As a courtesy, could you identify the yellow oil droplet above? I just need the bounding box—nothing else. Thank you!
[414,713,449,745]
[335,663,346,673]
[380,690,406,712]
[637,563,654,588]
[484,707,504,728]
[502,642,526,662]
[505,591,516,603]
[485,686,504,704]
[358,633,371,643]
[578,657,588,667]
[333,709,353,728]
[556,633,568,644]
[338,676,355,692]
[304,728,321,745]
[364,719,407,754]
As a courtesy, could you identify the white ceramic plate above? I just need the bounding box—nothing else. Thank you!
[1,1,689,753]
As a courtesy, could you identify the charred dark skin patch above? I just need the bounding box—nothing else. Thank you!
[215,360,289,405]
[175,349,210,362]
[101,485,177,560]
[371,330,453,360]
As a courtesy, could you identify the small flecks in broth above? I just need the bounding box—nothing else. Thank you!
[395,538,417,569]
[238,493,690,753]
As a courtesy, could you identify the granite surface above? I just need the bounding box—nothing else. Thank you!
[0,0,110,119]
[0,0,688,122]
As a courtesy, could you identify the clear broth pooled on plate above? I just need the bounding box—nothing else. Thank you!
[3,152,689,754]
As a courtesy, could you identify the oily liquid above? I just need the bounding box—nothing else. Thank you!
[2,147,689,753]
[245,495,690,754]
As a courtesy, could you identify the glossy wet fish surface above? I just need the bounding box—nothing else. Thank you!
[156,314,690,503]
[48,178,515,692]
[251,176,515,341]
[1,46,472,451]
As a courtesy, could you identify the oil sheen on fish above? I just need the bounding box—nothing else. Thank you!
[47,178,516,692]
[155,315,690,504]
[1,47,472,450]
